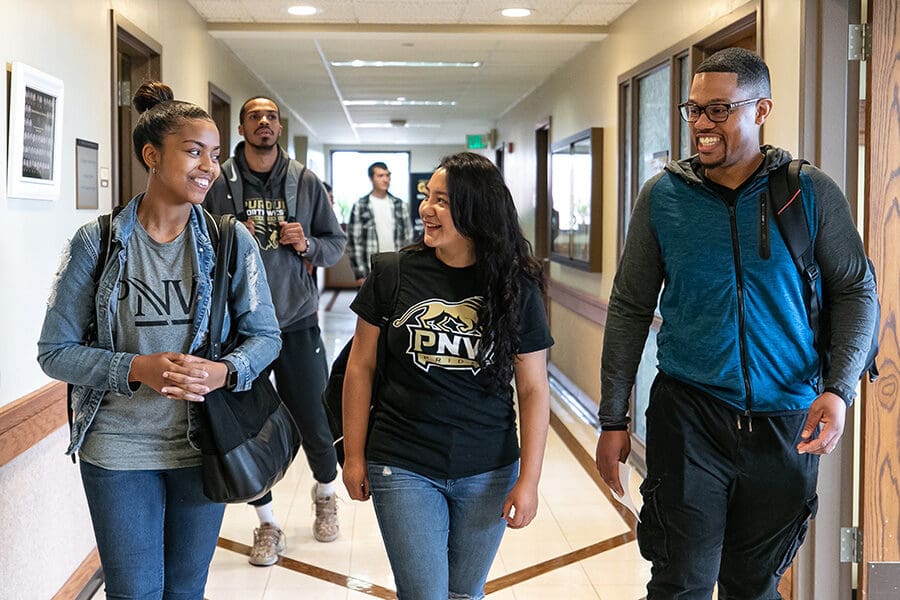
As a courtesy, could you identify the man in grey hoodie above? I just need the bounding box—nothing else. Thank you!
[205,96,347,566]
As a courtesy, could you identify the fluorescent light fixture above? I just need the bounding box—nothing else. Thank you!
[352,123,441,129]
[331,60,481,68]
[501,7,532,17]
[343,100,457,107]
[287,5,318,16]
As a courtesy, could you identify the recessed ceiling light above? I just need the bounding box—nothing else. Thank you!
[331,60,481,68]
[343,99,457,107]
[287,5,318,16]
[501,8,532,18]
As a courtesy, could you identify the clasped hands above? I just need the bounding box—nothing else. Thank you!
[241,219,308,253]
[129,352,229,402]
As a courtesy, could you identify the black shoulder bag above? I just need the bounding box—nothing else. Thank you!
[199,214,302,503]
[322,251,400,465]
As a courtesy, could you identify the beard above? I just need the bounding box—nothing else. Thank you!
[246,137,278,152]
[696,140,727,169]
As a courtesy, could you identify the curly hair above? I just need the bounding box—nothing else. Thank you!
[131,81,213,171]
[412,152,544,390]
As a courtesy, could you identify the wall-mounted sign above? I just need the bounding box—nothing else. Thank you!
[466,134,487,150]
[75,139,99,209]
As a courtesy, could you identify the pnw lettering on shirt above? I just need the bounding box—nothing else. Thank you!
[393,296,485,373]
[118,277,196,327]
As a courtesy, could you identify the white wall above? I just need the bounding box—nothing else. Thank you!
[0,1,283,596]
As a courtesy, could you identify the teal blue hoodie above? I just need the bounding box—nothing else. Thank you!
[599,146,877,428]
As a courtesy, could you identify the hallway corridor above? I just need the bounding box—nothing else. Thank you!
[90,289,649,600]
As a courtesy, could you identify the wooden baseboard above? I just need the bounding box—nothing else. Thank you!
[52,548,101,600]
[0,381,67,467]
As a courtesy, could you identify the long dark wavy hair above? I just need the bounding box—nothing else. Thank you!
[412,152,544,390]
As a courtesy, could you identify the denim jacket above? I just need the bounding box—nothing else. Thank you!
[37,195,282,455]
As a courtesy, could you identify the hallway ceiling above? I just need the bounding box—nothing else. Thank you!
[188,1,637,146]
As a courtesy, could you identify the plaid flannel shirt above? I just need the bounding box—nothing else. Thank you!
[347,192,413,279]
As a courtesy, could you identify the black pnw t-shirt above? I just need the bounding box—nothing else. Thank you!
[350,248,553,479]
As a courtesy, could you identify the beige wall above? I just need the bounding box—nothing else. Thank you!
[0,1,281,596]
[496,0,802,406]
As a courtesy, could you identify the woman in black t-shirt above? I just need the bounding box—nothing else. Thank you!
[343,152,552,600]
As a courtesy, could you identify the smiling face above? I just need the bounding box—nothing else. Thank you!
[689,71,772,175]
[239,98,282,151]
[420,168,473,263]
[143,118,220,205]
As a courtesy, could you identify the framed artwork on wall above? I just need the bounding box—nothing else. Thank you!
[6,62,64,201]
[550,127,603,272]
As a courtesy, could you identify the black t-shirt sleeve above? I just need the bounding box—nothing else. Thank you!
[517,281,554,354]
[350,254,397,327]
[350,272,381,327]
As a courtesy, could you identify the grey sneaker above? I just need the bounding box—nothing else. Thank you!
[312,485,339,542]
[249,523,285,566]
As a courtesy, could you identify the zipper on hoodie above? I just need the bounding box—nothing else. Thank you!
[725,201,754,414]
[758,191,770,259]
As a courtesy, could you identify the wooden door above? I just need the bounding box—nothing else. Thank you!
[860,1,900,597]
[111,12,161,207]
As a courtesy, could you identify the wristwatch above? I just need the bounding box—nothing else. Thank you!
[297,237,310,257]
[223,360,238,390]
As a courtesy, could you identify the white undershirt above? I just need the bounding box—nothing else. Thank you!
[370,194,396,252]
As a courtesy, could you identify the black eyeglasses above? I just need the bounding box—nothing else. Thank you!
[678,98,762,123]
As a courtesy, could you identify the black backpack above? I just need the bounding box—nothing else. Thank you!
[768,159,880,388]
[322,252,400,465]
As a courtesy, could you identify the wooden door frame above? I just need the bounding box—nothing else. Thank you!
[534,118,551,320]
[208,81,231,163]
[793,2,862,598]
[110,11,161,207]
[860,0,900,596]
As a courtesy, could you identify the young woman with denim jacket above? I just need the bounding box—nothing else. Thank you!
[37,82,281,599]
[342,152,553,600]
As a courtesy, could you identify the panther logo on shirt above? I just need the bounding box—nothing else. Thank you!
[393,297,484,373]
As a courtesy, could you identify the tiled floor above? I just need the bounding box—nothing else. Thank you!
[92,289,651,600]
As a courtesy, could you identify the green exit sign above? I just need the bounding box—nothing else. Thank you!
[466,134,487,149]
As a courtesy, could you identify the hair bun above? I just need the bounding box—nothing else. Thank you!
[132,81,175,114]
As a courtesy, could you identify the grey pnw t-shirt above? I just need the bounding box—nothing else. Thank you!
[79,221,200,470]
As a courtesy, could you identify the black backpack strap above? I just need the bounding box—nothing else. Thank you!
[770,159,825,380]
[208,214,237,361]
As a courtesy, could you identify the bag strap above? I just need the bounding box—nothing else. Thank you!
[207,213,237,361]
[284,162,307,222]
[770,159,819,339]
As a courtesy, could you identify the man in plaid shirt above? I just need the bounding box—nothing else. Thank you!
[347,162,414,285]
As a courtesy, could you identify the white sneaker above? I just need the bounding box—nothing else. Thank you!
[311,485,339,542]
[249,523,285,566]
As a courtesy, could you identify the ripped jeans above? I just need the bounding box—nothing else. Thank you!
[367,462,518,600]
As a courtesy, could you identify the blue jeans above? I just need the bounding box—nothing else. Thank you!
[80,462,225,600]
[367,462,518,600]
